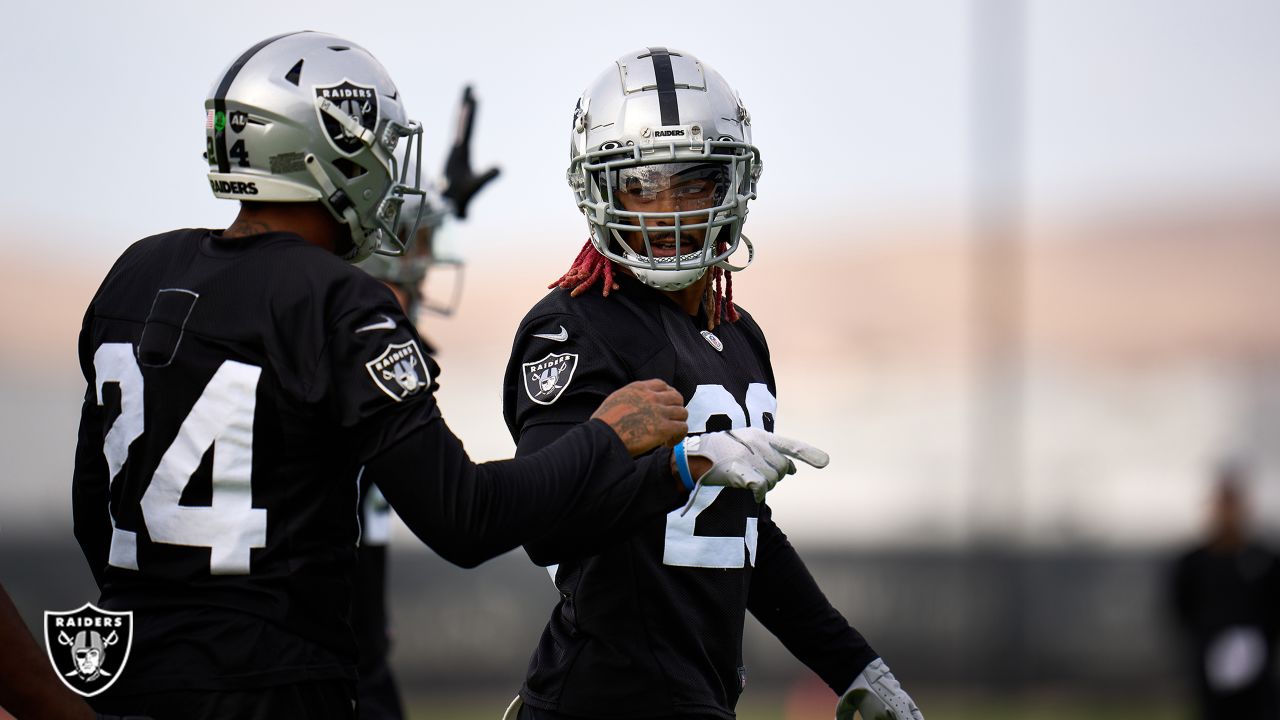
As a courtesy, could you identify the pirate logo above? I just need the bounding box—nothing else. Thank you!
[44,603,132,697]
[365,340,430,402]
[229,110,249,134]
[522,352,579,406]
[314,79,380,156]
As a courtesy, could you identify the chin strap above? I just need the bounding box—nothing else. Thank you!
[714,234,754,272]
[304,153,376,260]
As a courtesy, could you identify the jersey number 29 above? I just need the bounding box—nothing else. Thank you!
[663,383,776,570]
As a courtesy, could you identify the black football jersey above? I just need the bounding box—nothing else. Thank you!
[1171,543,1280,712]
[503,275,878,719]
[73,229,440,692]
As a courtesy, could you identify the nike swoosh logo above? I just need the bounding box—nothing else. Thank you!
[355,314,397,333]
[532,326,569,342]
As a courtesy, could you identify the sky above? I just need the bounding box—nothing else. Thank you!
[6,0,1280,263]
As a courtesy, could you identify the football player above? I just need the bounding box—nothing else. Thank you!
[72,33,812,720]
[352,87,495,720]
[503,48,924,720]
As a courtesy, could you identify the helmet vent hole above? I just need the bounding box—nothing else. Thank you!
[599,141,621,151]
[328,45,350,52]
[717,136,733,142]
[284,59,304,86]
[331,158,368,180]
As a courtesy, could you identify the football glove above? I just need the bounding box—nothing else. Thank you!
[442,86,500,219]
[836,658,924,720]
[677,427,829,509]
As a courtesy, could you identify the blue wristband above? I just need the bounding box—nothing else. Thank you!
[673,439,696,491]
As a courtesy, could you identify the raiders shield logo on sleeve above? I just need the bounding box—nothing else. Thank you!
[365,340,430,402]
[314,79,380,156]
[522,352,579,406]
[44,603,133,697]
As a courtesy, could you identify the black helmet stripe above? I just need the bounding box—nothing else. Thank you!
[212,31,307,174]
[646,47,680,127]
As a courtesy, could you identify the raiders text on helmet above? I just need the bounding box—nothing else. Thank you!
[204,31,425,262]
[567,48,761,290]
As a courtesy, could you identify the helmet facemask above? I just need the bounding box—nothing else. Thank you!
[357,188,464,319]
[573,137,758,291]
[305,98,427,262]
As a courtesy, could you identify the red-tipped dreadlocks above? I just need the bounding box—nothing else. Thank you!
[549,239,740,330]
[549,239,619,298]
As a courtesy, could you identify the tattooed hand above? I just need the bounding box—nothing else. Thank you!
[591,379,688,457]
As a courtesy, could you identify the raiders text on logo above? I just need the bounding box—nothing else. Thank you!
[44,603,133,697]
[365,340,430,402]
[653,129,685,137]
[209,179,259,196]
[522,352,579,406]
[314,79,380,156]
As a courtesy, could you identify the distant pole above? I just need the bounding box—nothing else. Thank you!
[969,0,1027,548]
[969,0,1029,690]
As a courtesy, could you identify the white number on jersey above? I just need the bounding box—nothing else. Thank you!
[94,343,144,570]
[662,383,775,570]
[97,344,267,575]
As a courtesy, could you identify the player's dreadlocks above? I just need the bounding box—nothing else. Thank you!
[550,239,740,330]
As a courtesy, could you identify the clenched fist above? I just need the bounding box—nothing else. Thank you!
[590,379,689,456]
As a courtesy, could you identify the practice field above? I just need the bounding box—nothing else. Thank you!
[404,691,1182,720]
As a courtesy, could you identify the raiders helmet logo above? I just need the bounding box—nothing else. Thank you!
[365,340,430,402]
[314,79,380,156]
[44,603,133,697]
[522,352,579,406]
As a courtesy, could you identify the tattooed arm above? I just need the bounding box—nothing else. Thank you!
[589,378,690,456]
[371,380,690,568]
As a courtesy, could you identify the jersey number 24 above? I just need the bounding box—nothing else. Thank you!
[94,342,267,576]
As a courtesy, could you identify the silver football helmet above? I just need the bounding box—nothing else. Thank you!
[568,48,761,291]
[204,31,424,262]
[358,187,463,319]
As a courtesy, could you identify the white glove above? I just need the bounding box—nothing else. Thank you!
[835,658,924,720]
[677,427,829,506]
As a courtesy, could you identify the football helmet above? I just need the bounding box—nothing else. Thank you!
[204,31,424,262]
[358,188,462,319]
[567,48,761,291]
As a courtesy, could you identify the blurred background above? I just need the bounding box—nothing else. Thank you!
[3,0,1279,718]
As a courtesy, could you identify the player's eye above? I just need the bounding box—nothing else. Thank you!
[672,182,711,198]
[619,183,656,202]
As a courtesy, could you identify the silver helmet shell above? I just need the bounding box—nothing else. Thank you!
[204,31,424,262]
[567,48,760,291]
